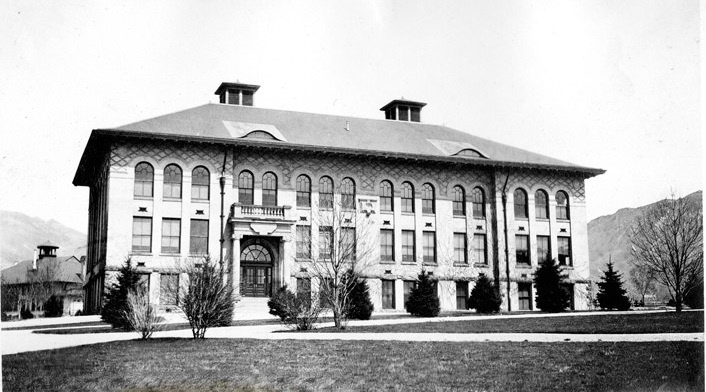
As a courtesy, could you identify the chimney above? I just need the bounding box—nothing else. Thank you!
[380,99,427,122]
[214,82,260,106]
[32,249,38,270]
[37,240,59,260]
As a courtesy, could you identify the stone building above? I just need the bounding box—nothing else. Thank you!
[73,82,603,314]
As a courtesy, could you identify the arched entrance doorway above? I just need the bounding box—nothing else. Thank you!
[240,243,273,297]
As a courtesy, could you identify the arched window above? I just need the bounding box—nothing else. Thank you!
[296,175,311,207]
[535,189,549,219]
[379,181,393,212]
[240,244,272,263]
[422,183,435,214]
[472,187,485,218]
[238,171,254,205]
[514,188,528,219]
[341,178,356,210]
[191,166,210,201]
[556,191,570,220]
[262,172,278,206]
[163,164,182,199]
[452,185,465,216]
[401,182,414,213]
[134,162,154,197]
[319,176,334,209]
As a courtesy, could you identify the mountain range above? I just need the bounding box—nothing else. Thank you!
[0,210,86,270]
[1,191,702,281]
[588,190,702,285]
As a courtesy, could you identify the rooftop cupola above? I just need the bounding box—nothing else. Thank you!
[37,240,59,260]
[215,82,260,106]
[380,99,426,122]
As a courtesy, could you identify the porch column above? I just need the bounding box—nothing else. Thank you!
[277,237,292,290]
[231,233,242,298]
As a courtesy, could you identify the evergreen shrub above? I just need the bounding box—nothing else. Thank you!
[468,274,501,313]
[406,271,440,317]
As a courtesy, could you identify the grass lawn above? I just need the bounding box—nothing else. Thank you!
[3,339,703,391]
[316,311,704,334]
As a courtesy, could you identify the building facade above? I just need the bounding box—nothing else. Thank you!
[74,82,603,314]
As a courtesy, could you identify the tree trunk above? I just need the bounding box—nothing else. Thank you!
[676,292,683,312]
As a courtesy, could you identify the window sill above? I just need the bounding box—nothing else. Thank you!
[515,218,529,221]
[453,263,470,267]
[188,253,208,258]
[379,260,396,264]
[160,253,182,257]
[559,265,574,269]
[422,262,438,266]
[516,264,532,269]
[295,258,312,262]
[474,263,489,268]
[452,214,466,218]
[535,218,549,222]
[191,199,210,204]
[129,251,152,256]
[134,196,154,201]
[296,206,312,210]
[556,219,571,223]
[163,198,182,202]
[422,213,436,217]
[401,212,415,216]
[472,216,486,220]
[401,261,417,265]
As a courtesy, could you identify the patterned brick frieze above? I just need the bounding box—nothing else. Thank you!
[494,169,586,202]
[110,139,232,173]
[236,149,494,198]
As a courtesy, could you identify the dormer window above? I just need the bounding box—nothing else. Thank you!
[380,99,426,122]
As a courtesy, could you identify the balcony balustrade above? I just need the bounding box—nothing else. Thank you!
[230,203,290,220]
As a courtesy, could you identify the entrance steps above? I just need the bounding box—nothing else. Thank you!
[234,297,278,321]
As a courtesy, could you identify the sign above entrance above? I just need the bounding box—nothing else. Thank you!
[250,223,278,235]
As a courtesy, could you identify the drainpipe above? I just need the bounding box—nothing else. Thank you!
[500,173,511,312]
[219,151,228,271]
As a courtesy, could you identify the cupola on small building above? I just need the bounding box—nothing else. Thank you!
[73,82,604,315]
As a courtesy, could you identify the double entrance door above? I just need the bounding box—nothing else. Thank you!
[240,265,272,297]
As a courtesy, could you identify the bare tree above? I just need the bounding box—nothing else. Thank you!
[124,287,162,339]
[174,256,234,338]
[628,263,656,306]
[630,194,703,311]
[1,261,61,316]
[304,197,375,329]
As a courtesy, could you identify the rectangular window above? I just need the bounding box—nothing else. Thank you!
[515,235,529,265]
[320,192,333,209]
[132,217,152,252]
[297,278,311,307]
[189,220,208,255]
[403,280,416,309]
[318,226,333,260]
[398,106,409,121]
[401,230,415,262]
[134,180,153,198]
[536,235,551,265]
[296,190,310,207]
[518,283,532,310]
[242,90,254,106]
[160,274,178,306]
[456,281,468,310]
[558,237,572,266]
[227,89,240,105]
[296,226,311,259]
[562,283,575,310]
[453,233,467,264]
[319,278,333,308]
[410,107,421,122]
[163,183,181,199]
[382,280,395,309]
[473,234,487,264]
[342,227,356,261]
[423,231,436,264]
[161,218,181,254]
[380,229,394,262]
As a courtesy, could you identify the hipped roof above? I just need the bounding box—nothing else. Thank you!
[74,103,604,185]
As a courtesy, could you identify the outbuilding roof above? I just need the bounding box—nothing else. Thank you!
[1,256,83,285]
[74,103,604,185]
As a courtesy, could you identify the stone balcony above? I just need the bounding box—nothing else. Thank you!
[229,203,293,222]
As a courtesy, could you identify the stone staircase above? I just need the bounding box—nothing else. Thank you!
[234,297,278,321]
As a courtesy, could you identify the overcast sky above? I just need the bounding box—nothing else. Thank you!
[0,0,701,233]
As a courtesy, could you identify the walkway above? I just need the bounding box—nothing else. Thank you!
[2,310,703,355]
